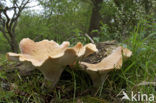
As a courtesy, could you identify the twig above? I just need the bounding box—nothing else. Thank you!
[84,33,95,44]
[137,81,156,86]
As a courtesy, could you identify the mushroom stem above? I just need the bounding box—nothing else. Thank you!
[37,59,65,88]
[83,70,109,89]
[38,67,64,88]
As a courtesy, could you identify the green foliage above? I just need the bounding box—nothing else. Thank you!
[16,2,90,43]
[98,0,155,41]
[16,14,50,41]
[0,0,155,102]
[98,24,156,102]
[0,33,10,53]
[16,0,90,43]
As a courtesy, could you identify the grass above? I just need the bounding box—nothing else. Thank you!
[0,24,156,103]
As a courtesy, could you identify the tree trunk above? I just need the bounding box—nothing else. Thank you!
[10,38,18,53]
[10,31,19,53]
[0,0,30,53]
[6,31,19,53]
[88,0,103,37]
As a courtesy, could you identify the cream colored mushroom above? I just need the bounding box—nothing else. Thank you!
[80,46,132,88]
[7,38,98,87]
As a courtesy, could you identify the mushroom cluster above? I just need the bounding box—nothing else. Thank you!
[7,38,132,88]
[7,38,98,87]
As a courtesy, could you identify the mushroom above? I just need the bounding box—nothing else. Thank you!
[80,46,132,88]
[7,38,98,88]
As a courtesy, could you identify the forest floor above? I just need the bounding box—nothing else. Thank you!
[0,33,156,103]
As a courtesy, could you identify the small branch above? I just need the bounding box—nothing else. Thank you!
[137,81,156,86]
[25,4,40,9]
[21,0,30,9]
[11,6,17,22]
[84,33,95,44]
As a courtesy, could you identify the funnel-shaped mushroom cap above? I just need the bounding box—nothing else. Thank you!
[80,46,132,88]
[7,38,98,87]
[81,46,132,71]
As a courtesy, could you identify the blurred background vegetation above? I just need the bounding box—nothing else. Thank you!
[0,0,156,102]
[0,0,155,53]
